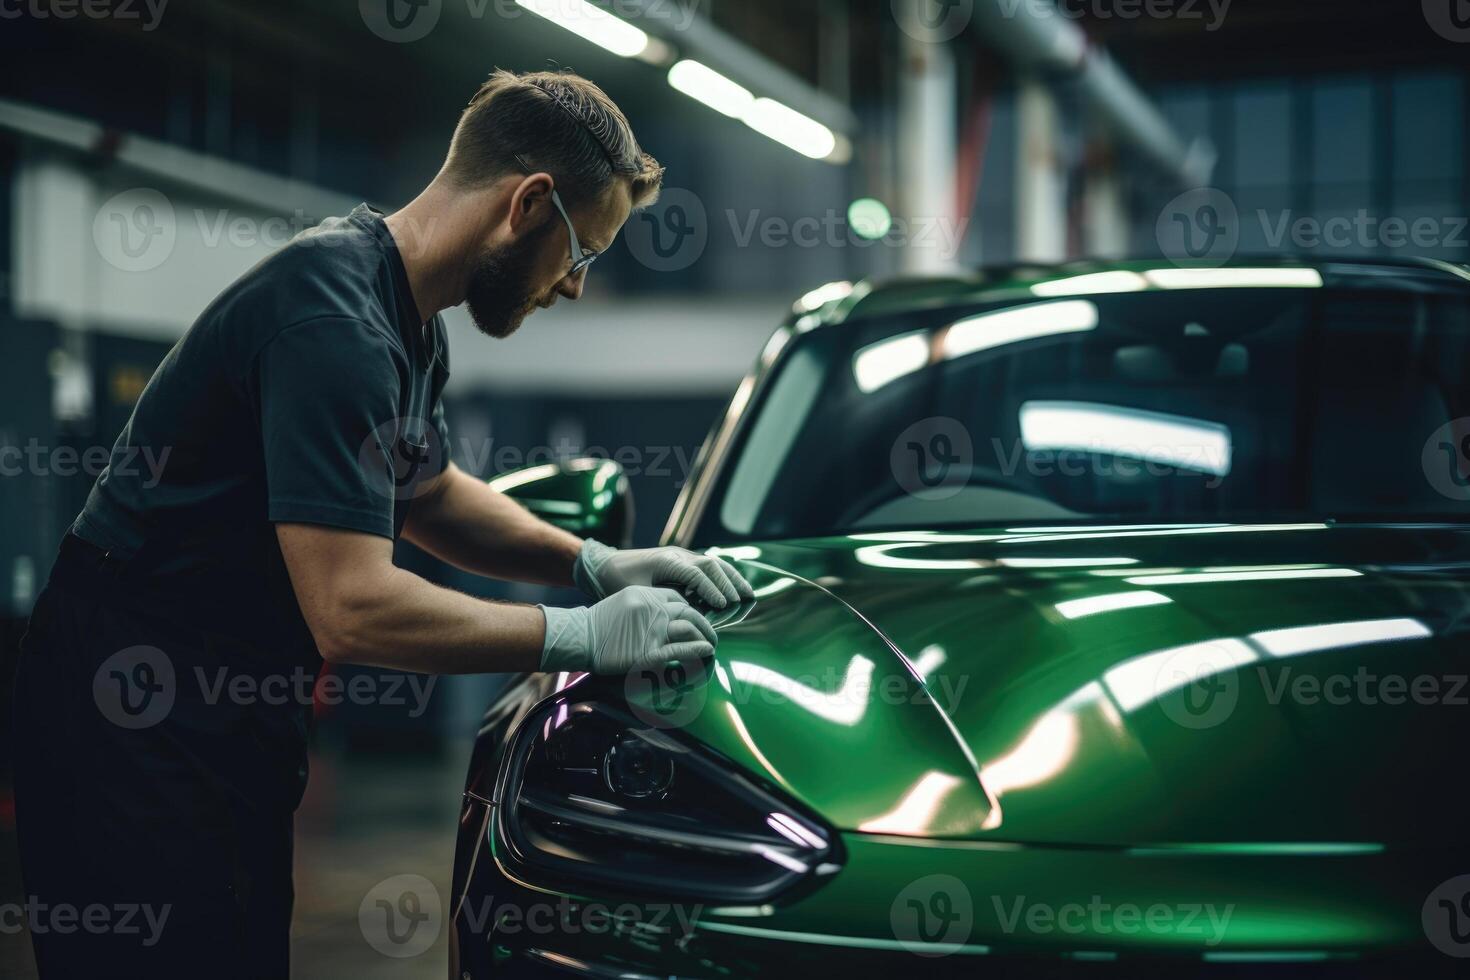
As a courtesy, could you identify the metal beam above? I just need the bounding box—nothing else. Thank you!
[0,97,362,219]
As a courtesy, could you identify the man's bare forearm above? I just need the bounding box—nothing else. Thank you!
[403,463,583,587]
[326,566,546,673]
[278,522,547,674]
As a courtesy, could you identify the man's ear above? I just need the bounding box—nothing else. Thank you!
[506,172,554,237]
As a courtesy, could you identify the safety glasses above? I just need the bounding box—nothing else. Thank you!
[515,154,600,278]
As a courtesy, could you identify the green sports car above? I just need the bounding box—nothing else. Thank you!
[449,258,1470,977]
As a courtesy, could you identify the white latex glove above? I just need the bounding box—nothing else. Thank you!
[539,587,718,674]
[573,539,755,610]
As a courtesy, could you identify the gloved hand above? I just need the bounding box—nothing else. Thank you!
[540,587,718,674]
[573,539,755,610]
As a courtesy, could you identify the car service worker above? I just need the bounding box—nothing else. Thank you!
[9,69,753,977]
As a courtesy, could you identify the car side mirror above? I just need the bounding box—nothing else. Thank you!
[488,458,634,548]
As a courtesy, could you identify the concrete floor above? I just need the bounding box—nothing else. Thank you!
[1,742,471,978]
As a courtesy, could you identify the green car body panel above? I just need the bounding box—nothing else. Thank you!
[459,258,1470,975]
[615,525,1467,957]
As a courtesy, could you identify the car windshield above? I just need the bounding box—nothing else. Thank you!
[695,272,1470,545]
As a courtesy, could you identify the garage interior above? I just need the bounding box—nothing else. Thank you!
[2,1,1469,976]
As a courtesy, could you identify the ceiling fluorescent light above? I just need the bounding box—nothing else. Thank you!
[668,59,754,118]
[515,0,650,58]
[742,98,837,160]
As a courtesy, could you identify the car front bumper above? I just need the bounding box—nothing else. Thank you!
[453,797,1460,978]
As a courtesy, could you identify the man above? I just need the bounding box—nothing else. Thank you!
[9,69,752,976]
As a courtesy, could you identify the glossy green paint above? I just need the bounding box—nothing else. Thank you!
[686,524,1470,847]
[532,832,1424,961]
[520,521,1468,966]
[622,559,997,837]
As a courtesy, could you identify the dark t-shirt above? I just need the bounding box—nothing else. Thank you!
[72,204,451,664]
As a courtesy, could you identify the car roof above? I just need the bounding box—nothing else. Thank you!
[793,256,1470,330]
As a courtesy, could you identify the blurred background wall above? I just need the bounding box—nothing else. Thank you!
[1,2,1468,972]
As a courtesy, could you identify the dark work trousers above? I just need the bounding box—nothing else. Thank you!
[10,535,310,978]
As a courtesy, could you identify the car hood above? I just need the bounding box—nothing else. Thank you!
[674,523,1470,848]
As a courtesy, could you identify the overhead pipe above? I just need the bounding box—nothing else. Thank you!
[966,0,1214,187]
[0,97,360,218]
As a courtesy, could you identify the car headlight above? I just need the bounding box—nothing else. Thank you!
[492,692,841,904]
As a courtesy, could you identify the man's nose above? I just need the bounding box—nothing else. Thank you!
[557,269,585,301]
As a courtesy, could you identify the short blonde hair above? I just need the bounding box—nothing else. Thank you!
[445,68,663,208]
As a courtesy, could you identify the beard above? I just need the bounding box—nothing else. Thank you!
[464,221,552,339]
